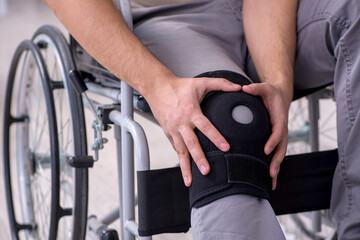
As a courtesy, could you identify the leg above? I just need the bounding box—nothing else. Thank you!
[295,1,360,238]
[250,0,360,238]
[132,0,248,79]
[132,0,284,238]
[189,71,285,240]
[331,10,360,240]
[191,195,285,240]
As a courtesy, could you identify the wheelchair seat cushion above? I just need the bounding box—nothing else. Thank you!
[190,71,273,208]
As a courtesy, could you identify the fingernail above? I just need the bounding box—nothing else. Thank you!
[184,176,190,186]
[220,142,229,151]
[266,146,273,155]
[272,179,277,190]
[274,167,278,175]
[200,165,208,175]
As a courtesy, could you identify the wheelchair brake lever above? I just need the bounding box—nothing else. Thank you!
[69,69,108,161]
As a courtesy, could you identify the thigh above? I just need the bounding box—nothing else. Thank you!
[132,0,248,78]
[247,0,360,91]
[191,194,285,240]
[294,0,359,90]
[293,1,360,237]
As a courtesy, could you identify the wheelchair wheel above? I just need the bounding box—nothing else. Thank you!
[3,30,87,240]
[287,97,311,154]
[32,25,88,240]
[3,40,61,240]
[287,89,337,155]
[281,92,337,240]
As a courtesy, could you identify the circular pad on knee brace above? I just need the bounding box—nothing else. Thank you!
[232,105,253,124]
[190,70,273,208]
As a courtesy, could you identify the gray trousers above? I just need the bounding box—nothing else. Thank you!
[133,0,360,239]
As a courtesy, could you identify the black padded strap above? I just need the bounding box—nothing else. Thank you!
[226,154,271,189]
[270,149,338,215]
[189,151,271,208]
[137,167,190,236]
[136,149,338,236]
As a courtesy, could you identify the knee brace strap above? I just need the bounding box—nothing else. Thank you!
[189,71,272,208]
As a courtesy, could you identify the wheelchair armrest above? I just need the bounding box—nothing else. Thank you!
[293,83,333,101]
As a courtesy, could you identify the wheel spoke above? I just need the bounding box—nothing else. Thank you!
[32,176,50,238]
[34,155,52,187]
[58,119,70,149]
[33,115,48,153]
[32,71,43,150]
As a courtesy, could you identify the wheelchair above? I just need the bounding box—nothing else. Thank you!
[2,1,338,239]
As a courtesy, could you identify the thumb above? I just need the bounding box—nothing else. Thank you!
[203,78,242,93]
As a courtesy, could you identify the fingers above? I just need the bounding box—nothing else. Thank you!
[169,110,231,187]
[269,137,287,190]
[179,127,210,174]
[172,133,192,187]
[243,83,289,190]
[194,78,238,153]
[153,77,241,187]
[265,118,286,155]
[242,83,265,96]
[201,77,242,94]
[192,114,230,151]
[172,123,212,187]
[265,116,287,190]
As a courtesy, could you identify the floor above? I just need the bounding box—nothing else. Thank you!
[0,0,337,239]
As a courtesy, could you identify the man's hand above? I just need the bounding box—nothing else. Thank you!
[145,76,242,186]
[242,83,289,190]
[243,0,298,189]
[46,0,242,187]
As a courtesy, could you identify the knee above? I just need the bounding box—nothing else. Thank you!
[189,71,273,208]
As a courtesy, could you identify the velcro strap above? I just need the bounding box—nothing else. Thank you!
[226,154,271,188]
[189,151,272,208]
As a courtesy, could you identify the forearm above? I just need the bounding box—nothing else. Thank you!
[44,0,174,98]
[243,0,298,107]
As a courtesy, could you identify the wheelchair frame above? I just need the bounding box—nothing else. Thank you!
[2,0,338,239]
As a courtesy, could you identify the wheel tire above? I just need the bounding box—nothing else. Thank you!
[32,25,89,240]
[3,26,88,240]
[4,40,61,240]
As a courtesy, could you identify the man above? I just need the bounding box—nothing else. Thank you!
[44,0,360,238]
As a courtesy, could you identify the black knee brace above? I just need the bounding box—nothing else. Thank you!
[189,71,273,208]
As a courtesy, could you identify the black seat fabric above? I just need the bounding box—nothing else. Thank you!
[137,151,338,236]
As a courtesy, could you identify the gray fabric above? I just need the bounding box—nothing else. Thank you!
[293,1,360,239]
[132,0,249,80]
[131,0,195,8]
[191,195,285,240]
[132,0,360,239]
